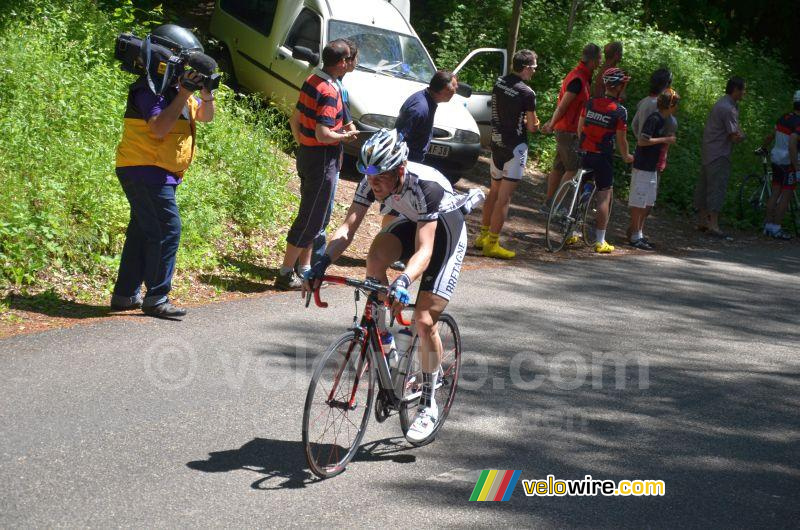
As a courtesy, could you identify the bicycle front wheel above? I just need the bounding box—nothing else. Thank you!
[546,180,577,252]
[302,331,375,479]
[399,314,462,446]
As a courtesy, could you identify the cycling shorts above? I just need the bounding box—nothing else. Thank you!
[581,152,614,190]
[772,163,797,190]
[381,209,467,301]
[490,143,528,181]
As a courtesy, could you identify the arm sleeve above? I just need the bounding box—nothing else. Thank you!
[315,84,339,127]
[133,87,166,120]
[525,89,537,112]
[395,103,421,142]
[352,176,376,208]
[725,107,739,134]
[640,113,660,140]
[566,77,582,94]
[616,107,628,131]
[416,180,444,222]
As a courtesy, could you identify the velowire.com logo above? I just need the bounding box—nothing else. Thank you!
[469,470,522,501]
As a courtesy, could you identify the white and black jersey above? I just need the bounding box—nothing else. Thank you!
[353,162,468,222]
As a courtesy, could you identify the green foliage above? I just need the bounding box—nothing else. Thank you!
[414,0,798,215]
[0,0,293,286]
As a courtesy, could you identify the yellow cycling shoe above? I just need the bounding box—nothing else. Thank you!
[474,226,490,249]
[565,234,581,246]
[483,240,516,259]
[594,241,615,253]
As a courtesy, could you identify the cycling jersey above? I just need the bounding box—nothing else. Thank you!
[579,96,628,155]
[491,73,536,148]
[353,162,469,222]
[770,112,800,166]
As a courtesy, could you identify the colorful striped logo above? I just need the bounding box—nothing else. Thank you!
[469,470,522,501]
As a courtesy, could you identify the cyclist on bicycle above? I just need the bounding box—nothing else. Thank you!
[304,128,483,442]
[761,90,800,240]
[576,67,634,253]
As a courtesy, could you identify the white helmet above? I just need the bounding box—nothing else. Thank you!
[357,128,409,175]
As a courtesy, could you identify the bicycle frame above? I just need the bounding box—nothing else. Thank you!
[310,276,414,413]
[562,167,594,221]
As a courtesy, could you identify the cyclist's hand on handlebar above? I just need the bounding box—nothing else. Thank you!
[302,254,331,300]
[389,273,411,315]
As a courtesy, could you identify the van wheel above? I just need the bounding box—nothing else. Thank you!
[217,46,240,92]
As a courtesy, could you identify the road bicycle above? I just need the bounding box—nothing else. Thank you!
[301,275,462,479]
[545,167,610,251]
[738,147,800,234]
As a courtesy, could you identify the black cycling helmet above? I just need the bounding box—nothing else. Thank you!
[151,24,203,54]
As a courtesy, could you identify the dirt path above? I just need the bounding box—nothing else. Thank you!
[1,156,792,339]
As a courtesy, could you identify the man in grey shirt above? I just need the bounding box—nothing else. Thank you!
[694,77,746,238]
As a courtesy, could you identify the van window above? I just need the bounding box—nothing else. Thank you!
[284,8,322,53]
[220,0,278,36]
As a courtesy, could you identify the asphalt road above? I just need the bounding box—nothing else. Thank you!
[2,245,799,527]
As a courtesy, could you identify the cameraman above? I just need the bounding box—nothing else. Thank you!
[111,25,214,319]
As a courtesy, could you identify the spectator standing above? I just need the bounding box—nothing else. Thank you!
[762,90,800,239]
[312,39,359,266]
[395,70,458,163]
[541,44,602,212]
[111,25,215,319]
[628,89,679,250]
[591,42,624,98]
[277,40,358,290]
[474,49,539,259]
[694,77,746,239]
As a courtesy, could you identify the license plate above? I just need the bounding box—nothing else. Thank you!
[428,144,450,158]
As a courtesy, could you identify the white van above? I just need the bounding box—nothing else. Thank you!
[209,0,508,177]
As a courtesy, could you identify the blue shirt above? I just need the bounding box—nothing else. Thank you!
[395,89,437,162]
[336,78,352,125]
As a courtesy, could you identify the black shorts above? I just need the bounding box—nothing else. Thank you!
[772,163,797,190]
[382,210,467,301]
[581,152,614,190]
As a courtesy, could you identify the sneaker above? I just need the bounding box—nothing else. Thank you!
[594,241,615,253]
[629,238,654,251]
[771,229,793,240]
[641,237,656,249]
[275,270,302,290]
[565,234,581,246]
[482,240,516,259]
[474,232,488,250]
[110,295,143,311]
[405,405,439,443]
[142,301,187,319]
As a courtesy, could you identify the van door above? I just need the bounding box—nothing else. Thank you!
[269,6,323,111]
[215,0,280,91]
[453,48,507,147]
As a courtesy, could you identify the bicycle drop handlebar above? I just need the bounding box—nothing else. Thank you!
[306,275,412,326]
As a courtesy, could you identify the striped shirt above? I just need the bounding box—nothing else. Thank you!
[296,69,343,147]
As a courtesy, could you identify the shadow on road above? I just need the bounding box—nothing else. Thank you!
[187,436,416,490]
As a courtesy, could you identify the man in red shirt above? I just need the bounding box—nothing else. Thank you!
[541,44,602,212]
[277,40,358,290]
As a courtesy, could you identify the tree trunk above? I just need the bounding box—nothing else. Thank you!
[506,0,523,71]
[567,0,579,37]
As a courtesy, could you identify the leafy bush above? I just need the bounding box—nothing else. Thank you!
[0,0,293,286]
[415,0,798,216]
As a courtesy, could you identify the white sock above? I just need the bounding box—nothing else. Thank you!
[596,229,606,244]
[632,230,643,241]
[298,265,311,276]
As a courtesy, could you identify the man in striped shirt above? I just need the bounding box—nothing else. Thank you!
[277,39,358,290]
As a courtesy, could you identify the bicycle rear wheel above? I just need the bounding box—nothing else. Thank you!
[399,314,462,446]
[738,174,768,222]
[302,331,375,479]
[545,180,577,252]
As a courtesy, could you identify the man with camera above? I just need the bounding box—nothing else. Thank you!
[111,25,215,319]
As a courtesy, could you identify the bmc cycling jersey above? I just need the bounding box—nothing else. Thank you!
[579,96,628,155]
[353,162,470,222]
[491,73,537,148]
[770,112,800,166]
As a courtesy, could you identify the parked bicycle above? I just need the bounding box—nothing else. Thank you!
[301,275,462,479]
[738,147,800,234]
[546,168,610,251]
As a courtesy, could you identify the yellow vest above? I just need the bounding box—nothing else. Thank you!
[115,88,198,176]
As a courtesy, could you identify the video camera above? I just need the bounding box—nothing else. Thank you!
[115,32,221,95]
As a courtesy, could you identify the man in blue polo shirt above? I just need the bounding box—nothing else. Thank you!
[395,70,458,162]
